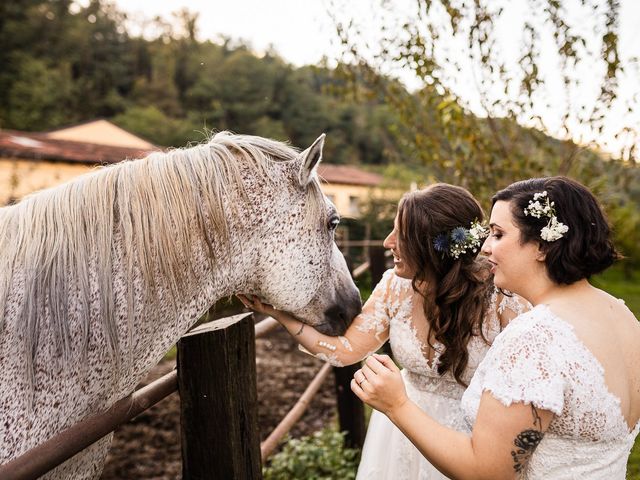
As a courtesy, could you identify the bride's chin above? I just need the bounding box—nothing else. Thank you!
[394,265,412,279]
[492,274,507,290]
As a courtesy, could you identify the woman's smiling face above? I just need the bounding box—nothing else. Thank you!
[383,213,415,279]
[482,200,544,296]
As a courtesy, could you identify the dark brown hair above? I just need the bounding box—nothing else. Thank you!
[397,183,492,386]
[492,176,619,284]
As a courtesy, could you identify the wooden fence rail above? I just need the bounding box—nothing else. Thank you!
[0,245,389,479]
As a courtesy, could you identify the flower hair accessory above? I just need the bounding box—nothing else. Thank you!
[433,220,489,259]
[523,191,569,242]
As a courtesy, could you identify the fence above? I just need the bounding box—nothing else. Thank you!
[0,245,389,480]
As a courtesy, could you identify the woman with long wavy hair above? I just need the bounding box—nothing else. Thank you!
[240,183,529,479]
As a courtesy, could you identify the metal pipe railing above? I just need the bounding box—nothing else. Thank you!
[0,370,178,480]
[260,363,333,460]
[0,315,282,480]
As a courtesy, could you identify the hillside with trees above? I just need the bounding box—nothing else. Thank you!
[1,0,638,268]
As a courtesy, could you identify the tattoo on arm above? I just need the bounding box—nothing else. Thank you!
[511,405,544,473]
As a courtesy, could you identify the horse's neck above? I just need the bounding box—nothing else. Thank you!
[109,218,250,397]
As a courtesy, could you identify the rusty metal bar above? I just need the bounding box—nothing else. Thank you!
[0,370,178,480]
[0,314,281,479]
[0,310,333,478]
[260,362,332,461]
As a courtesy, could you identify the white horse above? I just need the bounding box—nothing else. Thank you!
[0,132,361,479]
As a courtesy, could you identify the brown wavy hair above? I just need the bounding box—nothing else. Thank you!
[397,183,493,386]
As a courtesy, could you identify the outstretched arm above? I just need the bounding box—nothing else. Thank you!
[237,272,394,366]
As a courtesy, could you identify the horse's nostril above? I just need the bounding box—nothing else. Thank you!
[323,301,359,336]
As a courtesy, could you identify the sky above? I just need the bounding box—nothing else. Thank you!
[106,0,639,157]
[110,0,344,67]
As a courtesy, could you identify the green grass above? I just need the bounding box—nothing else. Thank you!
[164,345,177,361]
[591,265,640,317]
[591,266,640,479]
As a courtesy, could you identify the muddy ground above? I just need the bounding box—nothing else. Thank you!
[100,326,339,479]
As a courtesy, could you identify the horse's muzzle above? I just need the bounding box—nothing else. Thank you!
[319,288,362,336]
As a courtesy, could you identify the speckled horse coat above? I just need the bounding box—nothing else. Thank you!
[0,132,361,479]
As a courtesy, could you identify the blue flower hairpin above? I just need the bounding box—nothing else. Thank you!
[433,220,488,259]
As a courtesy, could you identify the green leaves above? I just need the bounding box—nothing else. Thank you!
[263,428,360,480]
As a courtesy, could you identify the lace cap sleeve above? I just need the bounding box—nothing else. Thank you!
[355,268,403,339]
[478,309,565,415]
[495,289,532,326]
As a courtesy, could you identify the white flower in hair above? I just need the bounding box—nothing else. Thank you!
[541,216,569,242]
[524,190,569,242]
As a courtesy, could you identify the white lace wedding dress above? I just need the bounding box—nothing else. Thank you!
[352,269,528,480]
[461,304,640,479]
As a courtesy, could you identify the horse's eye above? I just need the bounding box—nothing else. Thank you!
[328,215,340,231]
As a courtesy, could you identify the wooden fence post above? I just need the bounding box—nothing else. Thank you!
[333,364,366,449]
[368,245,387,289]
[333,256,366,450]
[178,313,262,480]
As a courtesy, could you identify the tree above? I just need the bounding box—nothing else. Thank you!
[330,0,640,268]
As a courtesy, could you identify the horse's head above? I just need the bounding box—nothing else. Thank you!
[238,134,361,336]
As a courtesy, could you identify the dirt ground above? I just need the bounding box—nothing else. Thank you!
[100,327,339,479]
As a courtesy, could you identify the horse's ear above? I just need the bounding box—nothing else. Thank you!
[298,134,325,187]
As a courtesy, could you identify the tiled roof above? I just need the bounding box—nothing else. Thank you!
[0,129,155,164]
[0,128,383,187]
[317,164,383,187]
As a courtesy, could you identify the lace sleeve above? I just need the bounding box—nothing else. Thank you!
[495,290,532,327]
[303,269,396,367]
[477,313,565,415]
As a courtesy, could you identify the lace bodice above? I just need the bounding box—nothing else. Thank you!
[350,269,529,480]
[385,271,503,396]
[461,304,640,479]
[309,269,528,393]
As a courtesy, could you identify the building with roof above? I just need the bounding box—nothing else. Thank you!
[316,164,387,218]
[0,122,395,217]
[0,122,157,205]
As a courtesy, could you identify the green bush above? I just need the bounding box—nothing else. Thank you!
[263,428,360,480]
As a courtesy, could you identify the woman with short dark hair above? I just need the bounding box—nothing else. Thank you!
[353,176,640,479]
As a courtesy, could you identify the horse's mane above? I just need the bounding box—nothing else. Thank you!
[0,131,323,391]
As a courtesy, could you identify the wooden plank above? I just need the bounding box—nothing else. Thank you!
[178,314,262,479]
[260,363,332,460]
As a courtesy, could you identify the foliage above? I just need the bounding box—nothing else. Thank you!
[2,0,638,268]
[0,0,396,168]
[329,0,640,270]
[262,428,360,480]
[630,436,640,480]
[112,106,204,147]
